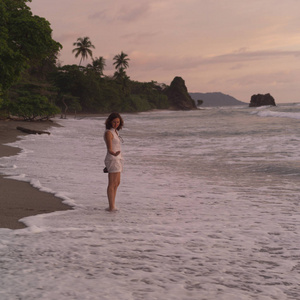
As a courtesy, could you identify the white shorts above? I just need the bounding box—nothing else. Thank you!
[104,157,124,173]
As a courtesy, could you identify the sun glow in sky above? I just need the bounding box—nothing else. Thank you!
[29,0,300,103]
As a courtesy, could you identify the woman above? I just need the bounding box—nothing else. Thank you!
[104,112,124,211]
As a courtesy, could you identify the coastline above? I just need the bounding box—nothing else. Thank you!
[0,120,72,230]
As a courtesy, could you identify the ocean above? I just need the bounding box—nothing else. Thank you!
[1,104,300,300]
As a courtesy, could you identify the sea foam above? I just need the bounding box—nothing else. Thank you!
[1,106,300,300]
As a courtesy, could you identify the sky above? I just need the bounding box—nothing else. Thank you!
[28,0,300,103]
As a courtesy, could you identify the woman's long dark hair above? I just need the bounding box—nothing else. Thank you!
[105,112,124,130]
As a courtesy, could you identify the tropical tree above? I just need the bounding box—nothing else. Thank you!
[112,52,130,94]
[72,37,95,66]
[87,56,106,76]
[113,51,130,71]
[3,93,60,121]
[0,0,61,94]
[113,67,130,95]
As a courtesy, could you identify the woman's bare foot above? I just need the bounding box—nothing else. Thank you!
[105,207,118,212]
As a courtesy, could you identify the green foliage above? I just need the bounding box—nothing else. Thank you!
[1,1,173,117]
[57,93,81,117]
[0,1,25,91]
[86,57,106,77]
[0,94,3,111]
[51,65,108,113]
[121,95,151,112]
[3,93,60,121]
[50,65,170,113]
[197,99,203,106]
[129,81,170,109]
[0,0,61,92]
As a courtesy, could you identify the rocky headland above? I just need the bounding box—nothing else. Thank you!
[164,77,197,110]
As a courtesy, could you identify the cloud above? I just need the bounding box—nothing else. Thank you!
[117,2,151,22]
[227,71,295,87]
[89,10,109,21]
[129,48,300,73]
[120,31,161,44]
[204,49,300,65]
[88,2,152,23]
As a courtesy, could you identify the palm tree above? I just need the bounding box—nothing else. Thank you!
[113,67,130,94]
[113,51,130,71]
[113,67,126,82]
[87,56,106,76]
[72,37,95,66]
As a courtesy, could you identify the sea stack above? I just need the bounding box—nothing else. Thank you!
[249,93,276,107]
[164,77,197,110]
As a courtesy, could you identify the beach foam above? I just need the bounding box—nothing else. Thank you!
[1,106,300,299]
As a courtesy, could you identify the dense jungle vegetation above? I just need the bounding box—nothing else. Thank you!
[0,0,170,120]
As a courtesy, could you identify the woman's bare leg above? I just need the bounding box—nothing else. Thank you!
[107,172,121,211]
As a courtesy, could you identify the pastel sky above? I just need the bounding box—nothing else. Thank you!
[29,0,300,103]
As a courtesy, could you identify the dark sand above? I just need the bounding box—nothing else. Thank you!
[0,120,71,229]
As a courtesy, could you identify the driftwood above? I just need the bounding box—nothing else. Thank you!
[16,126,50,135]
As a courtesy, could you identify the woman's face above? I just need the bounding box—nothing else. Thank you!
[111,118,120,129]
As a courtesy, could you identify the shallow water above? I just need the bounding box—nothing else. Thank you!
[1,105,300,299]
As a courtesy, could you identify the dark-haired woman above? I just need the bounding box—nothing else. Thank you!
[104,113,124,211]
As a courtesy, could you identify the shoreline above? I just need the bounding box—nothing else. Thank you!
[0,120,72,230]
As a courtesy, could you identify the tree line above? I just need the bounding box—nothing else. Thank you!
[0,0,169,121]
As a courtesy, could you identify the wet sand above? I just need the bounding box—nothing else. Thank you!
[0,120,71,229]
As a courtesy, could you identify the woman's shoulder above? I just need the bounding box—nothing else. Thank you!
[104,129,112,137]
[104,129,115,138]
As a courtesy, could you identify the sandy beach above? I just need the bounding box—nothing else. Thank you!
[0,120,71,229]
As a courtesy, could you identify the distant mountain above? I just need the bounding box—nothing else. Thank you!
[189,92,246,107]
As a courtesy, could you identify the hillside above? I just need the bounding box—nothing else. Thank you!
[189,92,246,107]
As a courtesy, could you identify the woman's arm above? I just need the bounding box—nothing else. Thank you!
[104,131,120,156]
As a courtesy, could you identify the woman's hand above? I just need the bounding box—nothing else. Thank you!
[109,150,120,156]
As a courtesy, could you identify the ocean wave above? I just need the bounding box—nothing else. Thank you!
[1,109,300,300]
[252,109,300,119]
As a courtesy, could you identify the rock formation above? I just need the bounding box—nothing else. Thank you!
[249,93,276,107]
[164,77,197,110]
